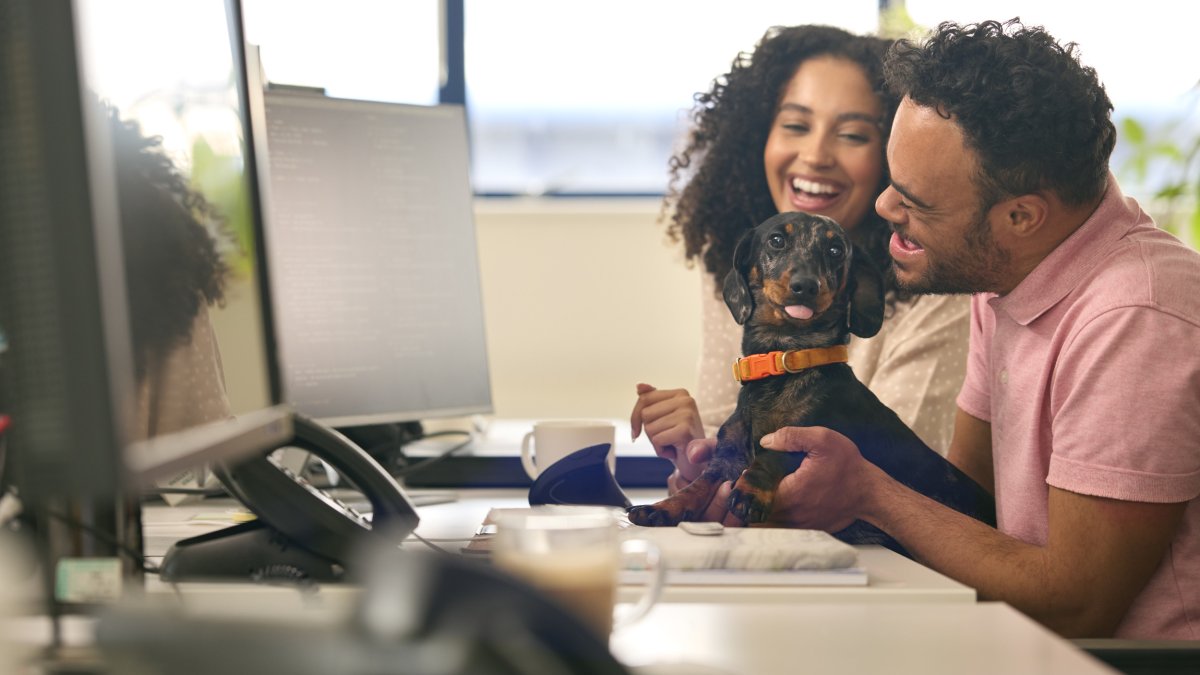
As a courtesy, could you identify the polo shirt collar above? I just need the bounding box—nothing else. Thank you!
[990,174,1144,326]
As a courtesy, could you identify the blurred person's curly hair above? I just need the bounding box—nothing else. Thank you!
[884,18,1116,208]
[108,106,229,380]
[664,24,900,298]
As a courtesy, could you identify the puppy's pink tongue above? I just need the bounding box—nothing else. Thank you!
[785,305,814,320]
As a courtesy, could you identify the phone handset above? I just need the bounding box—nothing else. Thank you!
[162,414,419,581]
[212,414,419,568]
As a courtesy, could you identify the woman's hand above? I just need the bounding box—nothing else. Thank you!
[665,438,717,494]
[631,383,708,491]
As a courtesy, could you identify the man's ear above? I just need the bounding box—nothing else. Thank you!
[847,244,884,338]
[995,193,1049,238]
[722,229,758,326]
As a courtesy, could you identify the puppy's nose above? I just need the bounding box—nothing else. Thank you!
[789,276,820,297]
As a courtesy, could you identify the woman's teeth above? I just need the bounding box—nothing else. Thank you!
[792,178,838,196]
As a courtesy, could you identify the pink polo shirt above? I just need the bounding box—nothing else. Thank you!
[957,177,1200,639]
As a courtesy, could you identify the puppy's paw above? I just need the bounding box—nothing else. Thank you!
[627,503,684,527]
[728,485,773,524]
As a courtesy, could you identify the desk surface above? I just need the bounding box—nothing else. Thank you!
[142,489,975,605]
[612,601,1117,675]
[4,601,1116,675]
[119,489,1118,674]
[407,489,974,604]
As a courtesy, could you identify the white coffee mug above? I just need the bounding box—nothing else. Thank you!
[490,506,664,640]
[520,420,616,480]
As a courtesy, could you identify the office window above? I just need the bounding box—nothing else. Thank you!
[241,0,1198,206]
[241,0,441,105]
[241,0,877,195]
[464,1,879,195]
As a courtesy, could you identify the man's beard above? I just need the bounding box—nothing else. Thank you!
[898,210,1011,296]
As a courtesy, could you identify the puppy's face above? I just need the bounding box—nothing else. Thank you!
[752,213,851,327]
[723,211,884,344]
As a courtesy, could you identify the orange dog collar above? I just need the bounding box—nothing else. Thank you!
[732,345,849,383]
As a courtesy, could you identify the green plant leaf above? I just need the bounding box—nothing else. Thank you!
[1122,117,1147,146]
[1151,142,1185,162]
[1156,183,1186,200]
[190,136,253,279]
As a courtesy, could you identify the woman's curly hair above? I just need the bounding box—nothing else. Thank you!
[108,106,229,381]
[884,19,1116,207]
[663,24,900,297]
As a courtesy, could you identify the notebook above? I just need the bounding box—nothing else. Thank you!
[620,525,858,571]
[464,508,867,586]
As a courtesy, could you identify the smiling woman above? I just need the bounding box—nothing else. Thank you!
[763,56,886,247]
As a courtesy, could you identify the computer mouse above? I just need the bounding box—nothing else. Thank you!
[527,443,632,509]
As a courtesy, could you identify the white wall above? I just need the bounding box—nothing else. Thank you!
[210,198,703,423]
[473,198,702,420]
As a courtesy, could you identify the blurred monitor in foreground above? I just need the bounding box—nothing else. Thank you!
[0,0,291,508]
[78,0,292,484]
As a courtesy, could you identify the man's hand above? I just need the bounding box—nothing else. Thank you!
[759,426,879,530]
[758,427,1185,637]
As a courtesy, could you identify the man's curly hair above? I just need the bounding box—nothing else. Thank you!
[109,106,229,381]
[664,25,899,295]
[884,18,1116,207]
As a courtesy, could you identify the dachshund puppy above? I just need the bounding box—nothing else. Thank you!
[628,212,995,552]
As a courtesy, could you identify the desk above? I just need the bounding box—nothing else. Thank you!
[142,489,975,605]
[10,490,1114,675]
[5,601,1116,675]
[400,488,974,604]
[612,602,1117,674]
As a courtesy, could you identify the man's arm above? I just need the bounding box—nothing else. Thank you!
[761,427,1185,638]
[946,408,994,494]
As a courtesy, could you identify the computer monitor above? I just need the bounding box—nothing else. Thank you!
[0,0,132,502]
[244,83,493,429]
[81,0,293,484]
[0,0,291,502]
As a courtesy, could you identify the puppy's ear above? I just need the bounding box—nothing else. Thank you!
[847,244,885,338]
[722,229,758,325]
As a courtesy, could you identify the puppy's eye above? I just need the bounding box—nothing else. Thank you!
[828,245,845,259]
[768,234,786,249]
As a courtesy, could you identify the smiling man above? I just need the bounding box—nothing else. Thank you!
[753,19,1200,639]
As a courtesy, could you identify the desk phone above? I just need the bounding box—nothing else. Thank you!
[161,414,419,582]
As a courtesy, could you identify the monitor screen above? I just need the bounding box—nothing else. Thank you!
[247,88,493,428]
[73,0,291,482]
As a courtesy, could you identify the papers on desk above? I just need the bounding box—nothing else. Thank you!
[622,525,858,571]
[620,567,867,587]
[620,526,867,587]
[463,508,867,586]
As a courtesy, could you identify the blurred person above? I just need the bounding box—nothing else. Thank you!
[109,105,233,497]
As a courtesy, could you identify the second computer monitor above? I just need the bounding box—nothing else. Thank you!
[253,92,493,428]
